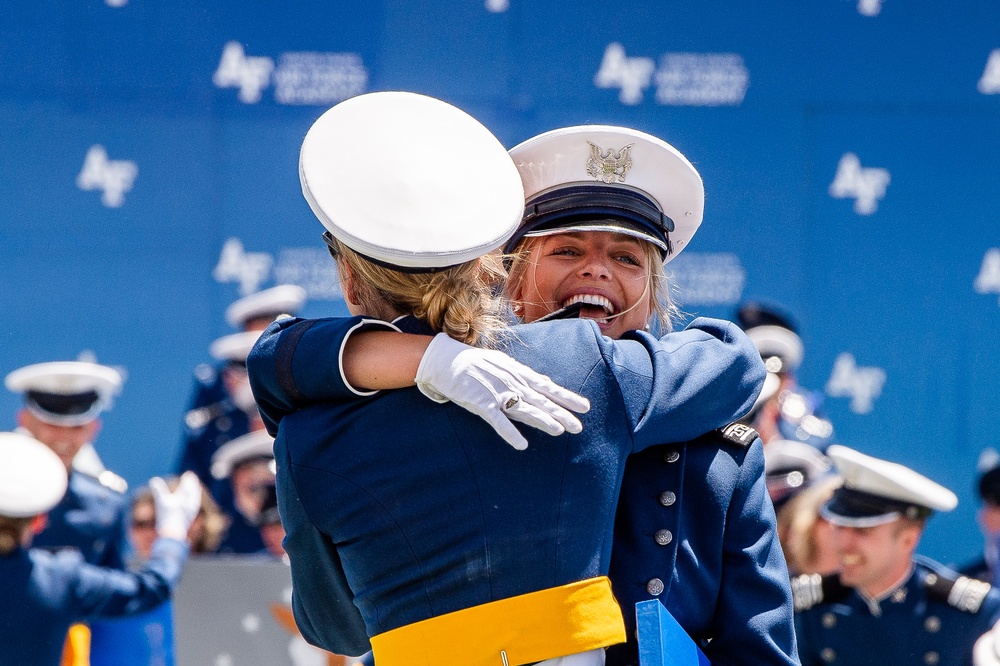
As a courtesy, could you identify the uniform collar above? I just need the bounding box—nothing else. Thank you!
[857,564,915,616]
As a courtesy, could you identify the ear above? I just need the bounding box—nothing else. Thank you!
[16,408,29,429]
[29,514,48,536]
[338,260,364,314]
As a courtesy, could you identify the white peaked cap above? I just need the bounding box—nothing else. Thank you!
[822,445,958,527]
[505,125,704,264]
[211,429,276,480]
[5,361,125,426]
[0,432,69,517]
[209,330,263,363]
[745,325,804,374]
[225,285,308,329]
[299,91,525,270]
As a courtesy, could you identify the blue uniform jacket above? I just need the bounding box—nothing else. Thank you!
[795,557,1000,666]
[0,538,188,666]
[32,470,128,569]
[247,314,766,657]
[606,432,798,666]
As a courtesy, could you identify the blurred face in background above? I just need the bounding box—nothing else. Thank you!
[231,459,275,520]
[129,498,158,560]
[17,409,100,471]
[832,519,921,597]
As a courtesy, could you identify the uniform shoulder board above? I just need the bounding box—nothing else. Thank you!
[924,570,992,613]
[791,573,852,612]
[715,422,759,448]
[96,470,128,494]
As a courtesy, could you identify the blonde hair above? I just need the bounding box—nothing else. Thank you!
[0,516,33,555]
[505,234,678,333]
[331,237,506,347]
[777,474,843,575]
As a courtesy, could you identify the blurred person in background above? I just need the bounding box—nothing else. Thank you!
[0,431,201,666]
[249,110,795,664]
[182,285,306,425]
[765,439,842,576]
[178,329,264,503]
[794,445,1000,666]
[960,449,1000,585]
[737,302,835,451]
[255,484,286,561]
[209,428,275,555]
[90,476,225,666]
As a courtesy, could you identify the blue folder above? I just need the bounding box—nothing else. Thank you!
[636,599,711,666]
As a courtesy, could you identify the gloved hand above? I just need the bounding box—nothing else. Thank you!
[149,471,203,542]
[414,332,590,450]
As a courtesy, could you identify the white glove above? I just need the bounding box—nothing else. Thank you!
[414,332,590,450]
[149,471,203,542]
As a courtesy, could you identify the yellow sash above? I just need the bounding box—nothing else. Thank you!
[370,576,625,666]
[60,623,91,666]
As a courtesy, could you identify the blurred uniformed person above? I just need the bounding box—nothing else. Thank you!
[184,285,307,413]
[210,428,273,554]
[0,431,201,666]
[737,302,835,451]
[960,449,1000,585]
[794,445,1000,665]
[177,329,264,495]
[5,361,129,569]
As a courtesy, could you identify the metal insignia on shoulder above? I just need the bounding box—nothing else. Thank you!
[97,470,128,494]
[947,576,991,613]
[585,141,634,184]
[718,422,758,448]
[792,573,825,612]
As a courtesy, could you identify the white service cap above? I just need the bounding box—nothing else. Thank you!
[211,429,275,480]
[299,91,524,270]
[5,361,124,427]
[225,285,308,329]
[821,445,958,527]
[209,330,263,364]
[0,431,69,517]
[504,125,704,264]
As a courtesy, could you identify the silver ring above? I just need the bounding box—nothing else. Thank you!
[503,396,520,410]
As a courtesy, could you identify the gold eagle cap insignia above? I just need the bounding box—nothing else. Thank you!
[585,141,634,183]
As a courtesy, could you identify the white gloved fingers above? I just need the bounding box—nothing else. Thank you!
[148,476,170,503]
[507,383,585,435]
[508,368,591,415]
[502,399,567,437]
[477,408,529,451]
[176,471,204,517]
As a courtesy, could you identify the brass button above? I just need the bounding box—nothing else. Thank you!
[924,651,939,665]
[822,612,836,628]
[924,616,940,633]
[820,647,836,662]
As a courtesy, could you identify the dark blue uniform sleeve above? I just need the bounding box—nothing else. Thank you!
[248,316,399,435]
[701,439,799,666]
[616,317,766,448]
[274,433,372,656]
[66,537,189,619]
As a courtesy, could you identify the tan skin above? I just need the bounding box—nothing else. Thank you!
[832,519,922,597]
[17,409,101,471]
[338,231,656,390]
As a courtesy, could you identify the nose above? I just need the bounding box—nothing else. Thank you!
[577,251,613,280]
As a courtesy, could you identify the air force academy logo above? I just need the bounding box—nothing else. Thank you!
[857,0,884,17]
[978,50,1000,95]
[974,248,1000,304]
[829,153,890,215]
[213,42,275,104]
[825,352,886,415]
[76,145,138,208]
[594,43,655,105]
[214,238,274,296]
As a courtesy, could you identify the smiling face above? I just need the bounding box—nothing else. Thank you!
[832,519,922,597]
[508,231,655,340]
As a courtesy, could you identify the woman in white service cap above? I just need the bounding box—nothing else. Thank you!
[0,432,202,666]
[247,91,766,666]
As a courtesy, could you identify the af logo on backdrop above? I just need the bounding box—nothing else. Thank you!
[829,153,890,215]
[979,50,1000,94]
[76,145,138,208]
[213,41,368,106]
[826,352,887,415]
[594,43,749,107]
[975,248,1000,304]
[213,238,342,301]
